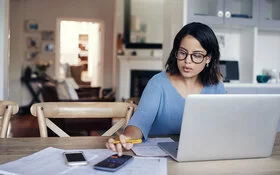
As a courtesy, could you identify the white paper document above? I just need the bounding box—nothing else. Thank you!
[132,137,175,157]
[0,147,167,175]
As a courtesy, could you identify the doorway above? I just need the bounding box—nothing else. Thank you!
[56,18,104,87]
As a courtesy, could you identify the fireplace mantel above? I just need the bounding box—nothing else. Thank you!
[117,56,164,101]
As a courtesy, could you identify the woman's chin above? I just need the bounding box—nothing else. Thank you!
[180,72,195,79]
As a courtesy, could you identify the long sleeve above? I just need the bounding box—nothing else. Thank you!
[127,79,162,140]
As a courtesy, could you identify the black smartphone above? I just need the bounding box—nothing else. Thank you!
[63,151,88,166]
[93,154,134,172]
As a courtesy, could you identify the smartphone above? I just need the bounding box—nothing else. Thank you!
[63,151,88,166]
[93,154,134,172]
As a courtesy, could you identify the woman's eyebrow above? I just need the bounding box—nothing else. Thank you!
[192,50,204,53]
[179,47,204,53]
[179,47,187,51]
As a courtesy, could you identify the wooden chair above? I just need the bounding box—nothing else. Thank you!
[0,101,19,138]
[30,102,136,137]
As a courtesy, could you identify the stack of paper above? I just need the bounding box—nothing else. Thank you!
[0,147,167,175]
[132,137,175,156]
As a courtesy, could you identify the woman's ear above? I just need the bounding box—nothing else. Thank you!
[205,56,211,64]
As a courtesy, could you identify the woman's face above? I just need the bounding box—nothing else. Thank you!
[176,35,211,79]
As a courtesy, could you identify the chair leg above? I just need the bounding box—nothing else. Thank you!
[0,106,13,138]
[37,107,48,137]
[7,123,12,138]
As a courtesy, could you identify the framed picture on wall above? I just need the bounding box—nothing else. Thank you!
[41,31,55,41]
[27,36,40,50]
[25,51,39,60]
[42,42,55,53]
[25,20,39,32]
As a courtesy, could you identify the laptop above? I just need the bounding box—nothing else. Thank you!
[158,94,280,162]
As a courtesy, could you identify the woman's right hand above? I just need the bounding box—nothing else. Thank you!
[105,134,134,156]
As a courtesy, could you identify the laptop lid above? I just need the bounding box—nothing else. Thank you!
[174,94,280,162]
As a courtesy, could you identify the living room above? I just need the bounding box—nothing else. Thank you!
[2,0,280,106]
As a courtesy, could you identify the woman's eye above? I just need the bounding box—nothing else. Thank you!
[193,54,203,58]
[179,51,186,55]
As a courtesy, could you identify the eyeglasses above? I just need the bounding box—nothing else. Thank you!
[175,50,207,64]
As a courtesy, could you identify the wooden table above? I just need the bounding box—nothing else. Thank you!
[0,133,280,175]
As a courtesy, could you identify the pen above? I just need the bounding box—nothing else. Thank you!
[112,139,142,144]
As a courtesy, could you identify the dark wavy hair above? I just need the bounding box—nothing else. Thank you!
[165,22,222,85]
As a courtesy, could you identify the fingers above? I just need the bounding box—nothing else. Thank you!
[107,138,117,152]
[106,137,123,155]
[119,135,128,148]
[119,135,134,151]
[105,134,134,156]
[116,143,123,156]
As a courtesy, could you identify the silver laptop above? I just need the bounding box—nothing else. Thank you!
[158,94,280,162]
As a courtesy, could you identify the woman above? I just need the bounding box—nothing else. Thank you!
[106,22,226,155]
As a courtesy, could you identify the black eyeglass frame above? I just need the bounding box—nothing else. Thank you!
[175,50,207,64]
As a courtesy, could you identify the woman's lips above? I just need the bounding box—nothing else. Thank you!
[183,67,192,72]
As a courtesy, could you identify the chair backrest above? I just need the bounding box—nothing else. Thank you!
[0,101,19,138]
[30,102,136,137]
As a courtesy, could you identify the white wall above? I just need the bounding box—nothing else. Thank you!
[0,0,9,100]
[114,0,124,100]
[213,27,241,61]
[240,28,256,83]
[9,0,115,105]
[255,30,280,82]
[163,0,185,66]
[116,0,124,36]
